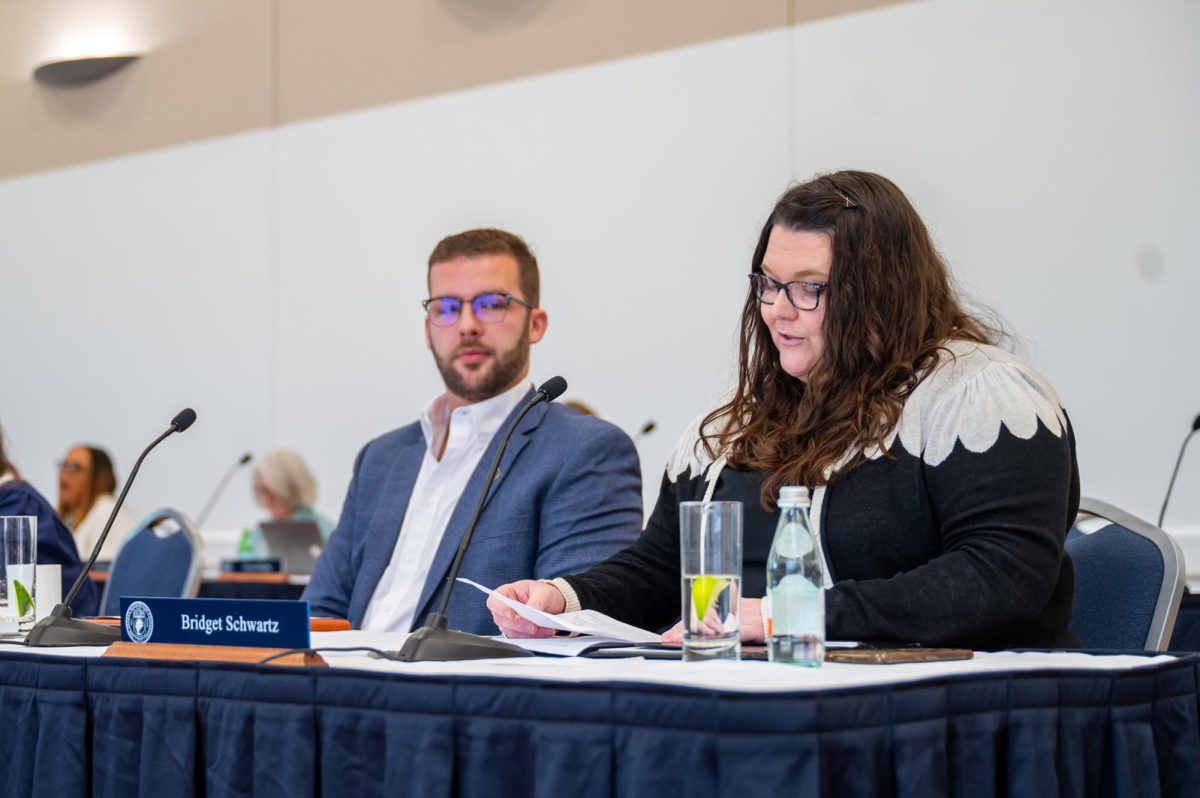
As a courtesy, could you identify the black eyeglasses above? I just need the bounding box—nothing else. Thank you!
[748,273,827,311]
[421,292,533,327]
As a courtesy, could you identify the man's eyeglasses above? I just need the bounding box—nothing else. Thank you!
[748,273,827,311]
[422,292,533,327]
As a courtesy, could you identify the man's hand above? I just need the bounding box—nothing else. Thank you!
[486,580,567,638]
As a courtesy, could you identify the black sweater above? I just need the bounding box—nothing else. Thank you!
[564,341,1079,650]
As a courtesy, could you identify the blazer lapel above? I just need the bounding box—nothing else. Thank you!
[349,432,427,621]
[410,391,546,628]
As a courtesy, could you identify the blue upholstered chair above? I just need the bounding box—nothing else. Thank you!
[99,508,203,616]
[1066,497,1185,651]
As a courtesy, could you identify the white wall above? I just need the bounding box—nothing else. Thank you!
[1,0,1197,541]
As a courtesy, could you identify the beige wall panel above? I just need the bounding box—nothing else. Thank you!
[0,0,273,179]
[276,0,789,123]
[0,0,914,178]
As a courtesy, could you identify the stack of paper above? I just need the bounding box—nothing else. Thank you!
[458,578,661,656]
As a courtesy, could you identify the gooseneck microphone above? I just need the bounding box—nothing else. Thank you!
[195,451,253,528]
[399,377,568,662]
[25,408,198,647]
[1159,413,1200,528]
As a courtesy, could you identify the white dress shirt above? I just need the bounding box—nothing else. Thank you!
[360,380,531,633]
[74,493,137,562]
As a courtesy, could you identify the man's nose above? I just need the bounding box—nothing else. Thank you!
[457,301,483,335]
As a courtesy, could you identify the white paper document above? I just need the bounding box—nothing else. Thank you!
[458,578,661,644]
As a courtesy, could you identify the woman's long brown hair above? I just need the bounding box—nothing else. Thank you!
[0,424,18,481]
[702,171,996,508]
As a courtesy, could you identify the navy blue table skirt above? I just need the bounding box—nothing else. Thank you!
[0,650,1198,798]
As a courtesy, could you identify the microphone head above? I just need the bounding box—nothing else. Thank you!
[238,452,253,465]
[1192,414,1200,432]
[537,376,568,402]
[640,420,657,435]
[171,408,197,432]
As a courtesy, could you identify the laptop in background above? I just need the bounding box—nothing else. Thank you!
[260,519,324,574]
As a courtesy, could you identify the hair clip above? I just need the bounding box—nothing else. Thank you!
[833,189,857,209]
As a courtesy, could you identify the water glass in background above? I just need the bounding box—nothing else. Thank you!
[765,486,824,666]
[0,516,37,636]
[679,501,742,661]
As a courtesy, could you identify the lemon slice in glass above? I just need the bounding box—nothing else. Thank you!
[12,579,33,617]
[691,575,730,621]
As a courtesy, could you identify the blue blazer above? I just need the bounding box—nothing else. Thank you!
[0,481,98,616]
[303,392,644,633]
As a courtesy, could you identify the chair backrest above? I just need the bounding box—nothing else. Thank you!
[100,508,204,616]
[1066,497,1186,651]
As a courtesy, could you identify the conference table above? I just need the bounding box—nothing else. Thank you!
[0,632,1196,798]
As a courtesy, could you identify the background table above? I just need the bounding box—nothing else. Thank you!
[0,639,1196,798]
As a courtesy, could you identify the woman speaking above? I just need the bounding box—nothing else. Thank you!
[488,171,1078,650]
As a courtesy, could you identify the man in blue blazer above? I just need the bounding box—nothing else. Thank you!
[303,229,642,634]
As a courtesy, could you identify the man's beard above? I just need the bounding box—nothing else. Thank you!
[433,327,530,403]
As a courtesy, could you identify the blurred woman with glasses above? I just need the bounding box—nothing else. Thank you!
[57,445,136,563]
[0,424,99,615]
[488,170,1079,650]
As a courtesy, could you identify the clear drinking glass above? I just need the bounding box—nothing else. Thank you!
[679,501,742,661]
[0,516,37,635]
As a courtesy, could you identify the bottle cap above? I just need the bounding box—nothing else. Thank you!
[778,485,810,507]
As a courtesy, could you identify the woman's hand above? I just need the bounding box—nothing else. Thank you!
[486,580,566,639]
[660,598,766,645]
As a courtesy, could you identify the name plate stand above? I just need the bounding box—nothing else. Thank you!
[104,641,326,667]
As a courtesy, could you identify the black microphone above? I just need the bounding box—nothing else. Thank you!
[25,408,198,647]
[1159,413,1200,527]
[634,420,656,444]
[195,452,253,528]
[398,377,566,661]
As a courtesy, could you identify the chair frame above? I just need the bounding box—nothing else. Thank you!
[1075,496,1186,651]
[99,508,204,614]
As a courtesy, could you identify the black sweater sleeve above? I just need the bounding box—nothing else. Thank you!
[562,471,694,631]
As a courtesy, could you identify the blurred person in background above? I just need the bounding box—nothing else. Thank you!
[240,448,335,558]
[1,424,98,615]
[56,445,136,563]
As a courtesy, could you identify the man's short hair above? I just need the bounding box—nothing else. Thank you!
[428,228,540,307]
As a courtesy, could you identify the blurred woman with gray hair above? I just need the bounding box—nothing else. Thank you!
[242,448,335,558]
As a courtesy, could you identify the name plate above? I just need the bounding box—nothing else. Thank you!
[221,558,283,573]
[120,596,311,649]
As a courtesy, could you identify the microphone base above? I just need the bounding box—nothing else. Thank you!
[397,614,534,662]
[24,604,122,647]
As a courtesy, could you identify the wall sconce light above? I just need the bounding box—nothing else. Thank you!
[33,55,140,86]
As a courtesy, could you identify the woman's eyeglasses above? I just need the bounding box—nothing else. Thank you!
[56,461,87,475]
[748,273,827,311]
[422,292,533,327]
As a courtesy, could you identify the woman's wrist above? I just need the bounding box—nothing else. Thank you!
[544,578,576,614]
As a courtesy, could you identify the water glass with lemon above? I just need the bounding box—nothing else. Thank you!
[0,516,37,636]
[679,501,742,661]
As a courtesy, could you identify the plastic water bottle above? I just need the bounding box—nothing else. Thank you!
[238,528,256,560]
[765,486,824,666]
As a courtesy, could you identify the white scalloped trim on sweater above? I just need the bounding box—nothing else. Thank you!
[885,340,1066,466]
[665,339,1067,484]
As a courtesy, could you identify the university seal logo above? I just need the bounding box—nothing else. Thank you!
[125,601,154,643]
